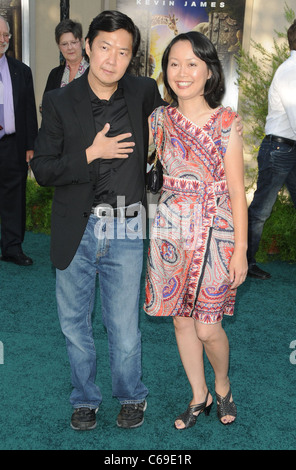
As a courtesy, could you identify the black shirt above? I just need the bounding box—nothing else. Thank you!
[88,83,144,208]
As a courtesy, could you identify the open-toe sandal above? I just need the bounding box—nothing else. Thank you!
[174,390,212,430]
[216,387,237,425]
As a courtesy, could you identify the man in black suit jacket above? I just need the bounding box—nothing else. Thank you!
[31,10,163,431]
[0,16,38,266]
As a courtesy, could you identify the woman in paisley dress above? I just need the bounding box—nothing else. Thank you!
[144,32,248,428]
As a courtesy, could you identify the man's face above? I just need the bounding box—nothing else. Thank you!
[85,29,133,98]
[0,18,10,57]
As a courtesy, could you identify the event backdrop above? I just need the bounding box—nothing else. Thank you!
[117,0,247,109]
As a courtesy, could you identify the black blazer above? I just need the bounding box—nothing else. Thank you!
[43,55,89,94]
[31,71,163,270]
[7,56,38,160]
[43,64,65,93]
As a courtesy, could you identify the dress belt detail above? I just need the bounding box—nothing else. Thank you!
[162,174,228,195]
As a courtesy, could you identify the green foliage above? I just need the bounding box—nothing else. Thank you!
[236,3,296,262]
[236,2,293,176]
[26,176,53,235]
[257,192,296,263]
[237,40,289,143]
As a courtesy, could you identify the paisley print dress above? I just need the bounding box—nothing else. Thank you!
[144,105,237,324]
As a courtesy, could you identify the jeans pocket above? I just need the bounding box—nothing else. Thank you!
[257,142,273,171]
[270,144,295,173]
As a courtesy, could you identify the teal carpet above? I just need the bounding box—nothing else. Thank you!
[0,231,296,451]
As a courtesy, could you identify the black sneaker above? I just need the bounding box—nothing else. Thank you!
[117,400,147,429]
[247,264,271,280]
[70,407,97,431]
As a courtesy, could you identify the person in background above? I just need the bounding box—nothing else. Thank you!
[0,15,38,266]
[247,19,296,280]
[44,19,89,93]
[144,31,248,428]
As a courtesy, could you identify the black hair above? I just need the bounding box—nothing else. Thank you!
[162,31,225,108]
[86,10,141,57]
[288,19,296,50]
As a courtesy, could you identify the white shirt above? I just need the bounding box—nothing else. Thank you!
[265,50,296,140]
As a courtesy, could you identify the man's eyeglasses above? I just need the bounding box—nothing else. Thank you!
[0,33,11,40]
[59,40,81,48]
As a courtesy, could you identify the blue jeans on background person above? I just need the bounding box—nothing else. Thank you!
[248,136,296,266]
[56,211,148,410]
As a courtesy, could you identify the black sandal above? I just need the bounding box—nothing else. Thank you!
[174,390,212,430]
[216,388,237,425]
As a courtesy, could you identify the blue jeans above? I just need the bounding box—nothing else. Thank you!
[248,136,296,265]
[56,212,148,409]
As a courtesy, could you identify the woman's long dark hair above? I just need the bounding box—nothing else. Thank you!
[162,31,225,108]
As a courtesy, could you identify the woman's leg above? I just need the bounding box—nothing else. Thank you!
[173,317,212,429]
[196,321,235,424]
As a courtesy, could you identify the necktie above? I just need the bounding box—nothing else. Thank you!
[0,72,5,138]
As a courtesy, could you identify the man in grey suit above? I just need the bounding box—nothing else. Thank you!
[0,15,38,266]
[31,10,163,431]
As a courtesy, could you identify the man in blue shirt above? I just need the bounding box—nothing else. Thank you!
[0,15,38,266]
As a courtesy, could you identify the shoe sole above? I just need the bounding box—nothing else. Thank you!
[116,417,144,429]
[247,273,271,279]
[1,256,33,266]
[70,421,97,431]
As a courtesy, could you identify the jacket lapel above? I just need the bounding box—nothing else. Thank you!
[69,72,144,152]
[71,71,96,147]
[6,56,18,111]
[121,75,143,153]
